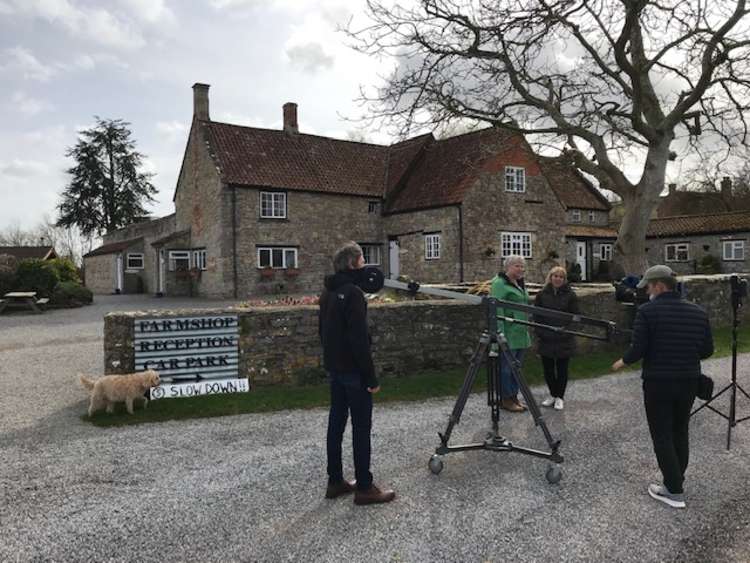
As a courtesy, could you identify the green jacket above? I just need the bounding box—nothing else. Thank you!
[490,274,531,349]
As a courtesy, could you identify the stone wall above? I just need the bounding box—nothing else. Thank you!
[84,254,116,294]
[104,275,744,386]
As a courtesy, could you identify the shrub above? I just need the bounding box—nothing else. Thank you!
[48,257,81,284]
[16,259,59,297]
[52,281,93,307]
[697,254,721,275]
[0,254,19,296]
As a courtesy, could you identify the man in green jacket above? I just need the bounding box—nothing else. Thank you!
[490,255,531,412]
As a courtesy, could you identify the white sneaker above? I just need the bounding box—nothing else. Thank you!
[648,484,686,509]
[554,398,564,410]
[541,397,555,407]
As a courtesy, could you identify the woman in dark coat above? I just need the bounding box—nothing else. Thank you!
[534,266,580,410]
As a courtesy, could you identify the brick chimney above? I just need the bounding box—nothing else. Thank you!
[721,176,732,197]
[283,102,298,134]
[668,183,677,195]
[192,83,210,120]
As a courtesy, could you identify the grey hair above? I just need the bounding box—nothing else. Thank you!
[503,255,526,270]
[333,242,363,272]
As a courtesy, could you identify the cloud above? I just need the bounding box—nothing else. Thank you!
[0,46,56,81]
[155,120,188,142]
[209,0,264,9]
[118,0,176,25]
[11,91,54,116]
[285,42,335,73]
[0,158,49,178]
[4,0,146,50]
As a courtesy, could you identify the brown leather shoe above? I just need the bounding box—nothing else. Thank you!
[325,479,356,499]
[501,398,524,412]
[513,397,528,411]
[354,484,396,505]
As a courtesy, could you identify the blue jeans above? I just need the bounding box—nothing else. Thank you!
[326,372,373,491]
[499,349,525,399]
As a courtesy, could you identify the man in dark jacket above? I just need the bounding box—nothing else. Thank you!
[613,265,713,509]
[319,242,395,506]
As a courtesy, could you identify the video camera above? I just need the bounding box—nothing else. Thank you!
[730,274,747,308]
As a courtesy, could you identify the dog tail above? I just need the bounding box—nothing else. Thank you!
[79,374,96,391]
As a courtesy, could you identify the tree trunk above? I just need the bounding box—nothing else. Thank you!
[611,137,673,278]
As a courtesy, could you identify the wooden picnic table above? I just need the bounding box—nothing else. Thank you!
[0,292,48,314]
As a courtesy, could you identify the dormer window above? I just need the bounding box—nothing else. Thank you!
[571,209,582,223]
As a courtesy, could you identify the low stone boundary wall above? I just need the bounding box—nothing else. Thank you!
[103,275,744,386]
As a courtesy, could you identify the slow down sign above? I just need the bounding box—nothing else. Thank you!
[133,314,250,399]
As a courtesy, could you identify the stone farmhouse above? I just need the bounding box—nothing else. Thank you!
[84,83,613,297]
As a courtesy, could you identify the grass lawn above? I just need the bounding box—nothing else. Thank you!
[87,323,748,427]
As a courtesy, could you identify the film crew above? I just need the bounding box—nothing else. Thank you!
[319,242,396,506]
[533,266,581,411]
[490,255,531,413]
[612,265,713,509]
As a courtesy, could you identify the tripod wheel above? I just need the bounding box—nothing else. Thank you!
[428,455,444,475]
[545,464,562,484]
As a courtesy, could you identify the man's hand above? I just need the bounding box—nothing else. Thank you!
[612,359,626,371]
[367,386,381,394]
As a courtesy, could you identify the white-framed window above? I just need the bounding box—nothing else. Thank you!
[192,249,207,270]
[257,247,298,269]
[126,253,144,270]
[168,250,191,271]
[425,233,441,260]
[368,201,381,214]
[600,243,613,261]
[501,232,533,258]
[260,191,287,219]
[504,166,526,193]
[571,209,582,223]
[665,243,690,262]
[588,210,596,223]
[723,240,745,261]
[360,244,382,265]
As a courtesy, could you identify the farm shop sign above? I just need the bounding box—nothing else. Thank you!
[134,314,248,398]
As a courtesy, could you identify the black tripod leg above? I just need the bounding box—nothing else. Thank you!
[487,346,502,436]
[498,338,562,461]
[439,332,490,446]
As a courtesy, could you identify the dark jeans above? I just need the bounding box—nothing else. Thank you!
[326,371,373,491]
[499,348,525,399]
[542,356,569,399]
[643,378,698,494]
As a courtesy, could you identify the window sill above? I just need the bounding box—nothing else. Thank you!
[259,217,289,222]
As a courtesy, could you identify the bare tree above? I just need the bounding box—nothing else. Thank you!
[348,0,750,273]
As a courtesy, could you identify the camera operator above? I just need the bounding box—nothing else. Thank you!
[319,242,395,506]
[612,265,713,509]
[490,255,531,413]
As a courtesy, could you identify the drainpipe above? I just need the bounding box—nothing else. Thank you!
[457,204,465,283]
[231,185,238,299]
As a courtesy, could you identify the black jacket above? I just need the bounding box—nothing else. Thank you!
[319,270,378,388]
[623,291,714,380]
[533,283,581,359]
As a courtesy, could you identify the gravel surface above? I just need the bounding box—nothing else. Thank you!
[1,295,750,562]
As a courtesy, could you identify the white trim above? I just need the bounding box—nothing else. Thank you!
[260,191,287,219]
[665,242,690,262]
[599,243,613,261]
[571,209,582,223]
[257,247,298,269]
[192,249,207,270]
[360,244,382,265]
[504,166,526,193]
[723,240,745,261]
[425,233,441,260]
[168,250,191,271]
[588,210,596,223]
[500,231,532,258]
[126,252,144,270]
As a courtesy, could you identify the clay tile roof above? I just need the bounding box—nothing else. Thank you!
[565,225,618,238]
[204,121,388,196]
[385,127,518,213]
[84,238,143,258]
[647,210,750,237]
[538,156,611,211]
[385,133,434,196]
[0,246,57,260]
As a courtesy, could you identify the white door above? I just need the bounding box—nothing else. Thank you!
[389,239,400,279]
[116,254,124,293]
[576,242,587,281]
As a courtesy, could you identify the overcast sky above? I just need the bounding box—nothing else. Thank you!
[0,0,394,231]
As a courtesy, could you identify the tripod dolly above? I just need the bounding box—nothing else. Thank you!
[383,278,628,483]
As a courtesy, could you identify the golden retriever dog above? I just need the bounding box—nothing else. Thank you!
[80,370,161,416]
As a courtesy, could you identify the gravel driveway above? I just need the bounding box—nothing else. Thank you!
[1,296,749,562]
